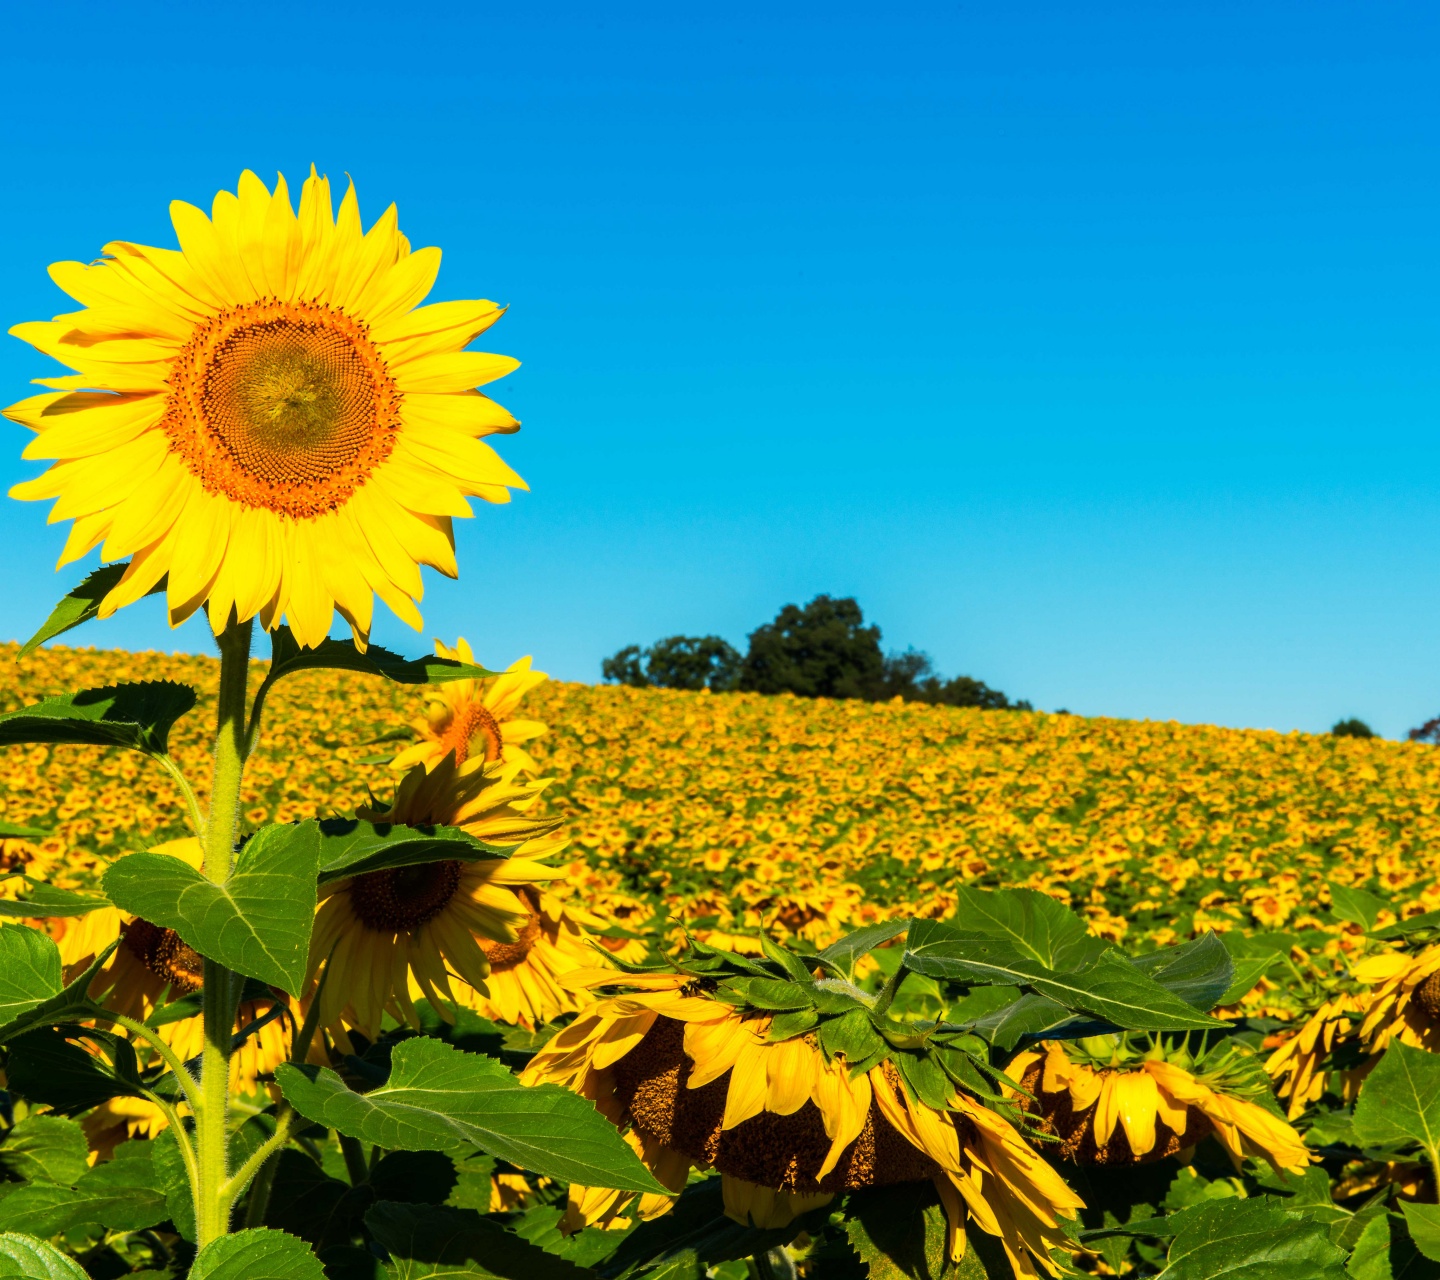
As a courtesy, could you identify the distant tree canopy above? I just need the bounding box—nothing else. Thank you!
[1410,716,1440,744]
[602,594,1030,710]
[1332,718,1376,739]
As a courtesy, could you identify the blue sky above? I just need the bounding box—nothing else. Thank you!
[1,1,1437,736]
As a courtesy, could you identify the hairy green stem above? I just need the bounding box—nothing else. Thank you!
[339,1133,370,1187]
[220,1106,294,1219]
[86,1009,202,1113]
[195,616,254,1247]
[154,753,207,844]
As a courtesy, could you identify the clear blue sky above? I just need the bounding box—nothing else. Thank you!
[1,1,1436,736]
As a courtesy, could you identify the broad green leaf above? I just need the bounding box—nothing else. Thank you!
[0,1141,167,1235]
[1348,1213,1440,1280]
[816,921,909,978]
[959,991,1075,1051]
[365,1201,596,1278]
[0,1117,90,1186]
[905,919,1224,1031]
[17,565,166,660]
[726,977,813,1011]
[950,886,1104,969]
[0,822,48,839]
[104,820,321,995]
[369,1151,459,1206]
[260,1150,356,1251]
[1330,882,1388,930]
[1131,933,1234,1011]
[844,1183,996,1278]
[0,926,61,1029]
[314,818,508,885]
[509,1204,627,1269]
[1401,1205,1440,1264]
[276,1037,665,1193]
[190,1228,327,1280]
[4,1027,147,1113]
[0,880,110,920]
[1373,911,1440,941]
[0,1232,88,1280]
[266,627,498,687]
[0,939,118,1046]
[0,682,195,755]
[1217,954,1274,1006]
[1353,1043,1440,1156]
[818,1007,886,1064]
[1159,1199,1346,1279]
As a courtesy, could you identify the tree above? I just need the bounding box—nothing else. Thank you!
[1332,718,1375,739]
[878,647,1031,710]
[1409,716,1440,744]
[601,636,741,691]
[737,595,886,699]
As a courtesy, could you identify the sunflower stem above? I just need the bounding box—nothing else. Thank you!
[195,615,254,1247]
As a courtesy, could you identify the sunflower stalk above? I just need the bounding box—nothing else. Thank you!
[194,615,254,1246]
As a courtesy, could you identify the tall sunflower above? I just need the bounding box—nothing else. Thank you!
[1006,1038,1309,1174]
[6,170,523,647]
[523,962,1084,1279]
[307,754,574,1047]
[390,638,549,775]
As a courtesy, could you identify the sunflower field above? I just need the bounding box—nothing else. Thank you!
[2,169,1440,1280]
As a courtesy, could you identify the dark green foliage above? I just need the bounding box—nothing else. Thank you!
[1332,717,1376,738]
[602,635,741,691]
[738,595,885,699]
[879,647,1031,710]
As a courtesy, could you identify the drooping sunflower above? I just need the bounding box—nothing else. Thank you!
[522,959,1084,1279]
[1006,1038,1310,1173]
[1352,945,1440,1054]
[390,639,549,775]
[307,754,573,1047]
[1264,992,1372,1119]
[6,170,524,647]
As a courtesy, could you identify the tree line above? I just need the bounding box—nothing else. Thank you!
[601,594,1031,710]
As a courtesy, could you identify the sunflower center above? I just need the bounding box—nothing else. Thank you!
[348,860,463,931]
[162,299,403,519]
[479,912,542,970]
[1414,971,1440,1020]
[122,918,205,995]
[439,702,504,767]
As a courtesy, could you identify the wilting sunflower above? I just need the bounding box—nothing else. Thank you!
[1352,945,1440,1054]
[523,965,1084,1278]
[390,639,549,775]
[6,169,524,647]
[1007,1038,1309,1173]
[1265,992,1372,1119]
[54,839,290,1097]
[307,754,571,1047]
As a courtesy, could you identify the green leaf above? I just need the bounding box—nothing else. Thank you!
[815,921,910,979]
[1159,1199,1347,1279]
[0,939,118,1046]
[0,926,61,1029]
[104,820,321,995]
[266,628,498,687]
[0,1117,90,1187]
[906,920,1224,1031]
[960,991,1074,1051]
[950,886,1106,969]
[1353,1043,1440,1155]
[1217,954,1274,1006]
[1373,911,1440,941]
[819,1007,886,1065]
[1131,933,1234,1011]
[4,1027,147,1113]
[1348,1213,1440,1280]
[0,1141,167,1235]
[0,1232,88,1280]
[727,978,813,1011]
[0,682,195,755]
[276,1037,665,1193]
[1401,1206,1440,1264]
[0,823,48,840]
[844,1184,975,1279]
[17,565,167,660]
[314,818,509,885]
[260,1150,357,1250]
[190,1228,328,1280]
[1330,882,1389,930]
[366,1201,595,1278]
[0,881,110,920]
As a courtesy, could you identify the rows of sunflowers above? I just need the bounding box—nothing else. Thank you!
[0,170,1435,1280]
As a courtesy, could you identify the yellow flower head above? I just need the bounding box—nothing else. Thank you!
[391,639,549,775]
[1007,1039,1310,1175]
[1353,944,1440,1054]
[523,968,1084,1278]
[6,170,525,648]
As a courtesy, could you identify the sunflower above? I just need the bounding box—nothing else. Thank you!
[53,839,290,1096]
[523,968,1083,1278]
[1006,1038,1309,1174]
[5,169,524,648]
[1353,945,1440,1054]
[390,639,549,775]
[82,1096,173,1162]
[306,754,570,1047]
[1264,992,1372,1119]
